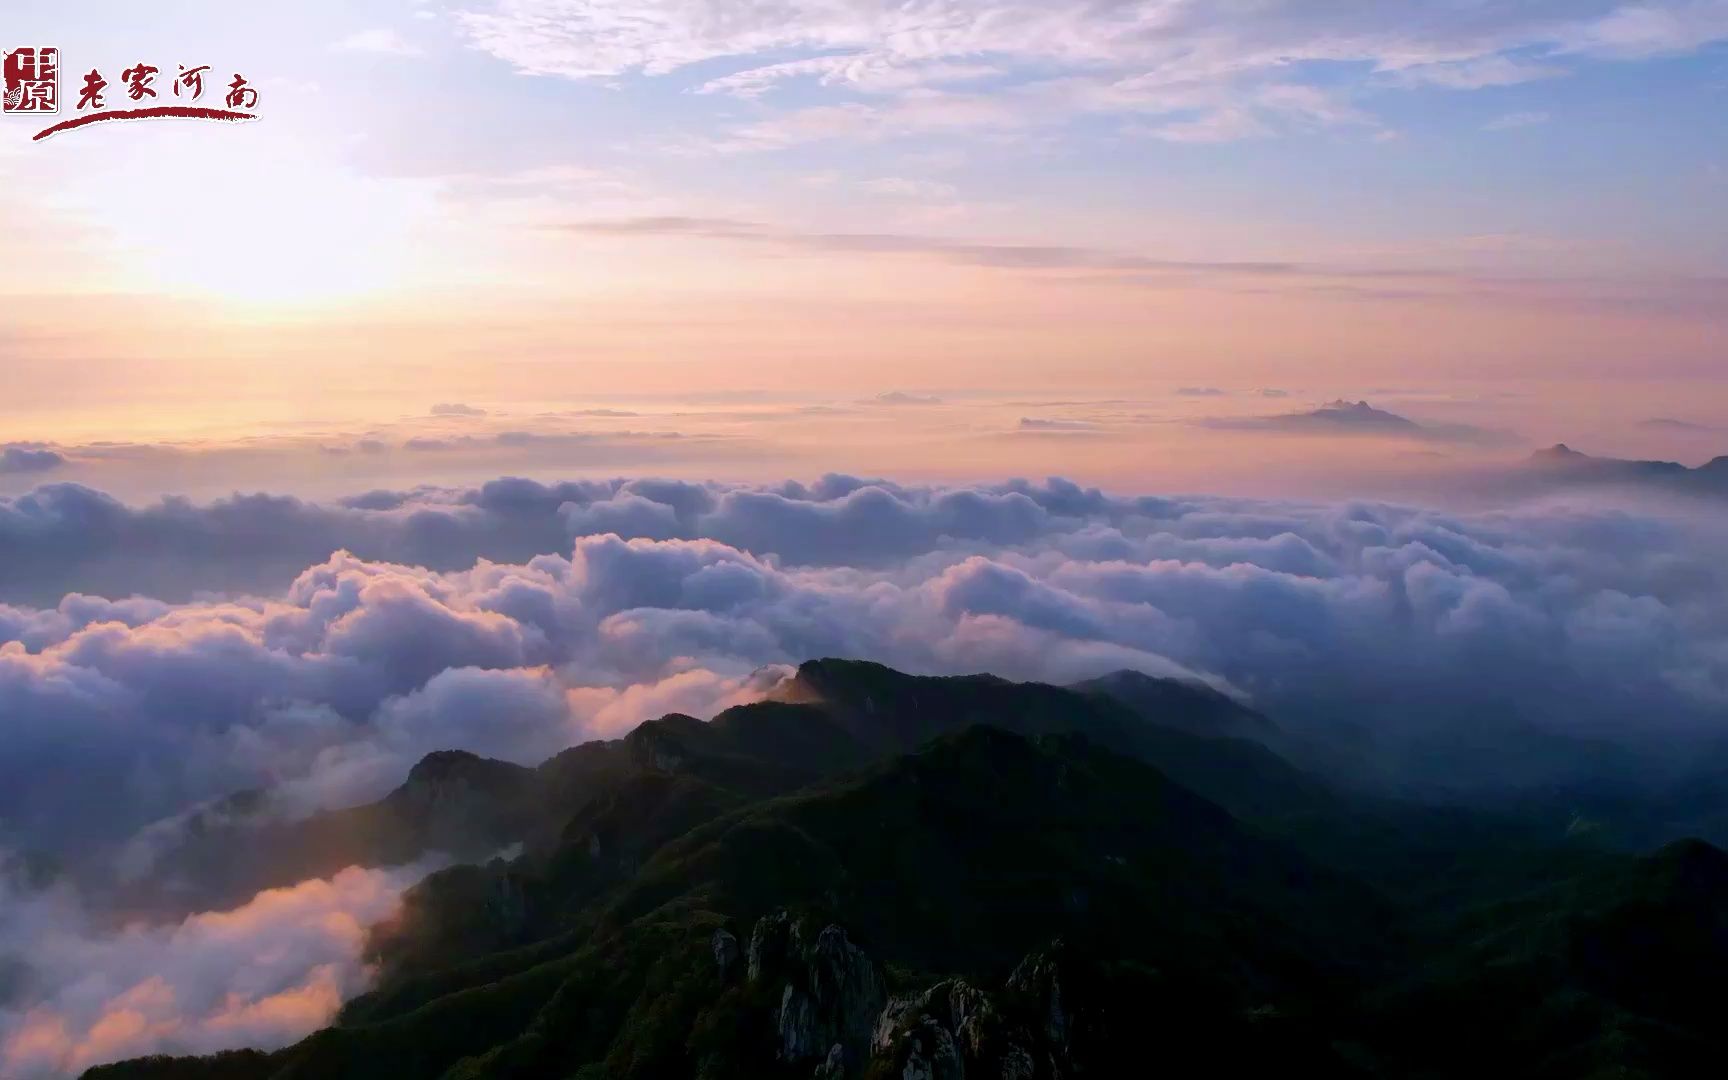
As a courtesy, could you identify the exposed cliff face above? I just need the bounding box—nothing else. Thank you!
[711,928,740,982]
[747,913,886,1071]
[874,977,1031,1080]
[742,922,1107,1080]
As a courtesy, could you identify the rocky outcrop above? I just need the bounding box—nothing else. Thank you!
[712,928,740,982]
[780,981,825,1062]
[748,909,794,983]
[813,1043,846,1079]
[746,912,887,1071]
[1001,939,1117,1078]
[744,917,1094,1079]
[893,1017,964,1079]
[806,926,887,1056]
[1006,947,1071,1061]
[872,977,1036,1080]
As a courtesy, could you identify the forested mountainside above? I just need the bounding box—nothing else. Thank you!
[89,661,1728,1079]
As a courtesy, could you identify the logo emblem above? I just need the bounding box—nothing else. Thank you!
[3,47,59,114]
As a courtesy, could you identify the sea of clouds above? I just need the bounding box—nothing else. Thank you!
[3,473,1727,1074]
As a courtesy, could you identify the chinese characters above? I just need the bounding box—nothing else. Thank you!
[78,69,105,111]
[120,63,157,100]
[7,46,264,141]
[83,61,256,111]
[2,47,58,113]
[225,75,257,109]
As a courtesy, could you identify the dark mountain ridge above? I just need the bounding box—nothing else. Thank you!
[83,660,1728,1079]
[130,659,1324,915]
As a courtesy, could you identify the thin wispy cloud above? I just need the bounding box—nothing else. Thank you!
[331,28,424,56]
[559,216,1357,278]
[1017,417,1103,432]
[1143,107,1270,144]
[1485,110,1552,130]
[455,0,1728,149]
[554,215,1728,317]
[1388,55,1566,90]
[857,177,960,200]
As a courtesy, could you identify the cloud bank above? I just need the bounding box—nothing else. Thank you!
[0,860,436,1079]
[3,474,1726,857]
[429,403,488,418]
[0,446,65,476]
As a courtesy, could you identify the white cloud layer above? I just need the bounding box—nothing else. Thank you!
[2,475,1727,859]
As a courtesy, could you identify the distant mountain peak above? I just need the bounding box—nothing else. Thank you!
[1523,444,1726,495]
[623,712,711,772]
[1198,397,1514,445]
[394,751,534,814]
[408,748,486,774]
[1313,399,1419,426]
[404,749,521,784]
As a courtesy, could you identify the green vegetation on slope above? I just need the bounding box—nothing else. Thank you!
[83,660,1728,1079]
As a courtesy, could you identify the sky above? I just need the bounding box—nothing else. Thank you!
[0,0,1724,495]
[2,4,1728,1075]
